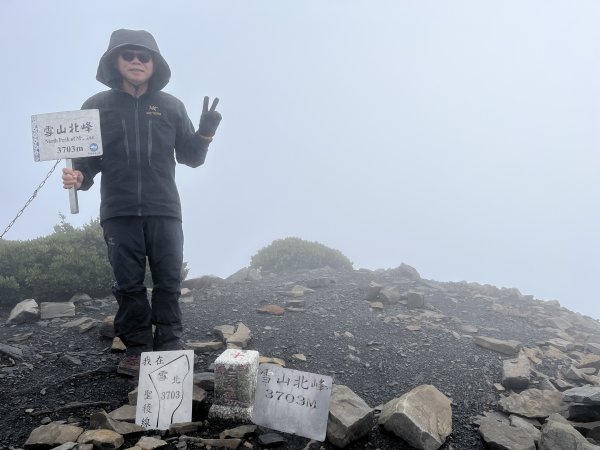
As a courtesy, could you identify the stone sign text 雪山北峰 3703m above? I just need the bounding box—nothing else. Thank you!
[252,364,333,442]
[31,109,103,162]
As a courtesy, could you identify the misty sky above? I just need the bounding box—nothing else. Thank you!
[1,1,598,319]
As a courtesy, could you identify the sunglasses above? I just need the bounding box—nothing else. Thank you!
[120,50,152,63]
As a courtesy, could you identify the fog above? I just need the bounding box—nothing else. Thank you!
[1,1,598,319]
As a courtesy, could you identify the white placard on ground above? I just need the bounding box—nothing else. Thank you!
[135,350,194,430]
[252,364,333,441]
[31,109,103,161]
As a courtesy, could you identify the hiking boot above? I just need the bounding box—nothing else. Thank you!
[117,354,140,377]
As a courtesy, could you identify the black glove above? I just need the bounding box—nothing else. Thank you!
[198,96,222,138]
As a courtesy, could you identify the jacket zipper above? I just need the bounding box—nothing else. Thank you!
[148,120,153,166]
[121,120,130,165]
[134,98,142,216]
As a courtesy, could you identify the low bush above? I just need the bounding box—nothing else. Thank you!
[0,215,189,307]
[250,237,353,273]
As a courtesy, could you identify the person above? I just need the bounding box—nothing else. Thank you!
[62,29,222,376]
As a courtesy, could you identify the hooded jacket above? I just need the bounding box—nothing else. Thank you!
[74,29,210,222]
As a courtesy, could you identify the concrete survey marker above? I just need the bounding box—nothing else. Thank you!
[209,349,259,422]
[135,350,194,430]
[252,364,333,441]
[31,109,103,214]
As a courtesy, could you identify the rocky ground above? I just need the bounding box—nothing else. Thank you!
[1,265,599,449]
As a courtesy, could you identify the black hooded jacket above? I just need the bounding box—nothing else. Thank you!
[74,29,210,222]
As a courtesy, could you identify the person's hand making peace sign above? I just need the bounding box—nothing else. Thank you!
[198,96,222,139]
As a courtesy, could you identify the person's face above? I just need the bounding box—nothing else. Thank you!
[116,47,154,87]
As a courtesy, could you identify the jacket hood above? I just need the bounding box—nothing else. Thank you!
[96,29,171,91]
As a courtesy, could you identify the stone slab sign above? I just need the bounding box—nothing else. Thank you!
[135,350,194,430]
[209,349,260,422]
[31,109,103,162]
[252,363,333,441]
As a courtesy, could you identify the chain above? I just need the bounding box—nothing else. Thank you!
[0,160,62,240]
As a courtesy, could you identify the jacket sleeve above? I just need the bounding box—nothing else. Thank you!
[73,97,103,191]
[174,100,210,168]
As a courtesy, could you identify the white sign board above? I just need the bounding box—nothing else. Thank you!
[252,364,333,441]
[31,109,103,162]
[135,350,194,430]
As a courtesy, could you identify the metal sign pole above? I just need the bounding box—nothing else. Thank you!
[65,159,79,214]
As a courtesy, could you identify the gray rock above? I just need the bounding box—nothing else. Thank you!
[185,341,225,352]
[7,299,39,324]
[227,322,251,348]
[539,419,600,450]
[89,410,144,435]
[24,424,84,447]
[134,435,168,449]
[547,338,575,352]
[379,285,402,303]
[304,277,335,288]
[474,336,522,356]
[227,267,262,283]
[502,352,531,389]
[193,372,215,391]
[99,315,116,338]
[379,384,452,450]
[213,325,236,342]
[406,292,425,308]
[563,386,600,405]
[569,404,600,422]
[40,302,75,320]
[478,416,536,450]
[327,384,374,448]
[77,429,124,449]
[587,343,600,355]
[108,404,136,423]
[498,389,566,419]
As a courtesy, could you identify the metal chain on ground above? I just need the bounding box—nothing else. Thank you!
[0,160,62,240]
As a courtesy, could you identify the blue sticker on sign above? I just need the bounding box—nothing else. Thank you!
[89,143,98,152]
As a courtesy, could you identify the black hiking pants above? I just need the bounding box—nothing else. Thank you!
[102,216,184,355]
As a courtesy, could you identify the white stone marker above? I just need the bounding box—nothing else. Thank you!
[209,349,259,422]
[135,350,194,430]
[252,364,333,441]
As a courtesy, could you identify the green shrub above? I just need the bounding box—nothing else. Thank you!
[250,237,353,273]
[0,215,189,307]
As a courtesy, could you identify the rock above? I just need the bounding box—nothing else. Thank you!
[569,404,600,422]
[99,315,116,338]
[502,351,531,389]
[391,263,421,280]
[227,322,252,348]
[587,343,600,355]
[40,302,75,320]
[7,299,39,324]
[108,404,137,423]
[379,286,402,303]
[214,325,236,342]
[539,419,600,450]
[193,372,215,391]
[292,353,307,361]
[168,421,203,435]
[406,292,425,308]
[460,325,479,334]
[111,337,126,352]
[547,338,576,352]
[227,267,262,283]
[219,424,257,439]
[182,275,226,289]
[327,384,373,448]
[364,281,383,301]
[77,429,124,449]
[478,415,536,450]
[134,435,168,449]
[379,384,452,450]
[180,437,242,448]
[185,341,225,352]
[257,304,285,316]
[498,389,565,418]
[89,410,145,435]
[563,386,600,405]
[474,336,522,356]
[24,424,84,448]
[258,432,287,447]
[69,293,92,303]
